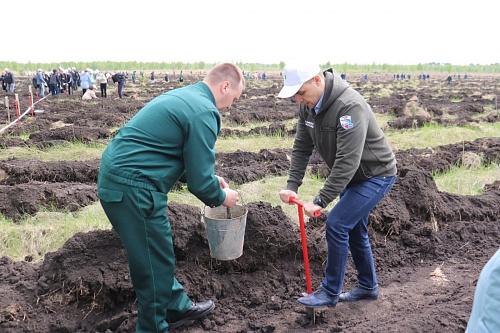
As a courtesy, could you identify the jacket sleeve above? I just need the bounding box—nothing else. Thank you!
[286,108,315,193]
[182,110,226,207]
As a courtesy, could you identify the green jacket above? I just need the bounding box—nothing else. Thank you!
[286,69,397,205]
[99,81,226,207]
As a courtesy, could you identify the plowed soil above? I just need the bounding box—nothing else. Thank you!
[0,73,499,333]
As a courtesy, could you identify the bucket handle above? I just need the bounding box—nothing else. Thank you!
[202,189,246,216]
[235,189,246,207]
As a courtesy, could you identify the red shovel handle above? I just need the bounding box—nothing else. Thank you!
[288,197,321,217]
[288,197,320,294]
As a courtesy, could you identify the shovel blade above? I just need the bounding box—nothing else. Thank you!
[306,306,316,322]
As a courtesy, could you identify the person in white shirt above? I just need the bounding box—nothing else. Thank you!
[82,85,99,100]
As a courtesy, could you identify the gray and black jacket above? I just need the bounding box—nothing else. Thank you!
[286,69,397,205]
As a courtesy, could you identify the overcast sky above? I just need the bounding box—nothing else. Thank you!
[4,0,497,66]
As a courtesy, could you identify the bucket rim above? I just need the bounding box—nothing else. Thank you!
[203,204,248,219]
[202,189,246,216]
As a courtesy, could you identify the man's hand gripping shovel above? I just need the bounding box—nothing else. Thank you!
[289,197,321,323]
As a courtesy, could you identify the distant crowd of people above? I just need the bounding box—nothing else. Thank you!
[28,67,129,99]
[3,67,198,101]
[243,70,267,80]
[131,70,187,85]
[148,70,184,84]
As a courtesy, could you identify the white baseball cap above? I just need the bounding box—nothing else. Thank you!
[277,64,321,98]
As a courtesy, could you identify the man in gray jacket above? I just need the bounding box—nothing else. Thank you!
[278,63,397,309]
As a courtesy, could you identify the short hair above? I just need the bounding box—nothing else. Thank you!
[204,63,245,90]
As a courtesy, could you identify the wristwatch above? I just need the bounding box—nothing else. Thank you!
[313,195,326,208]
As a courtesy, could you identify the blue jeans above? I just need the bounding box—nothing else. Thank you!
[321,176,396,296]
[117,80,125,98]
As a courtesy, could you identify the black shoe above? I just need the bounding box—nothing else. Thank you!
[297,289,339,308]
[339,285,378,302]
[168,300,215,329]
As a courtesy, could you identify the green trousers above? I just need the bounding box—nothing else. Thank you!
[98,175,191,333]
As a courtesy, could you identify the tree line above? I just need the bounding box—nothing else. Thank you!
[1,60,499,75]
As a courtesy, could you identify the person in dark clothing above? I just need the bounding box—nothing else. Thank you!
[0,71,6,92]
[60,70,72,95]
[32,75,38,90]
[277,63,397,309]
[111,71,119,97]
[71,68,80,91]
[4,68,15,92]
[48,70,61,95]
[97,63,244,332]
[0,71,7,91]
[113,71,126,98]
[59,70,68,94]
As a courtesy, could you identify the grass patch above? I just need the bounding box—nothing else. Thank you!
[0,141,107,161]
[482,94,497,101]
[433,162,500,195]
[385,122,500,151]
[0,204,110,261]
[222,119,297,131]
[449,96,464,103]
[216,134,295,153]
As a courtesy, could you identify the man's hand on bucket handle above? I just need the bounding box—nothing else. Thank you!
[222,188,239,208]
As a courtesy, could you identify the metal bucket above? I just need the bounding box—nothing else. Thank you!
[203,205,248,260]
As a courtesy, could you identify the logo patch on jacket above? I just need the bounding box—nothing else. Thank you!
[305,120,314,128]
[340,115,353,129]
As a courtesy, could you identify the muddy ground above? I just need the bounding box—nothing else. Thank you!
[0,72,499,333]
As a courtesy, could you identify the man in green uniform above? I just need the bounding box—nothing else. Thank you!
[97,63,244,332]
